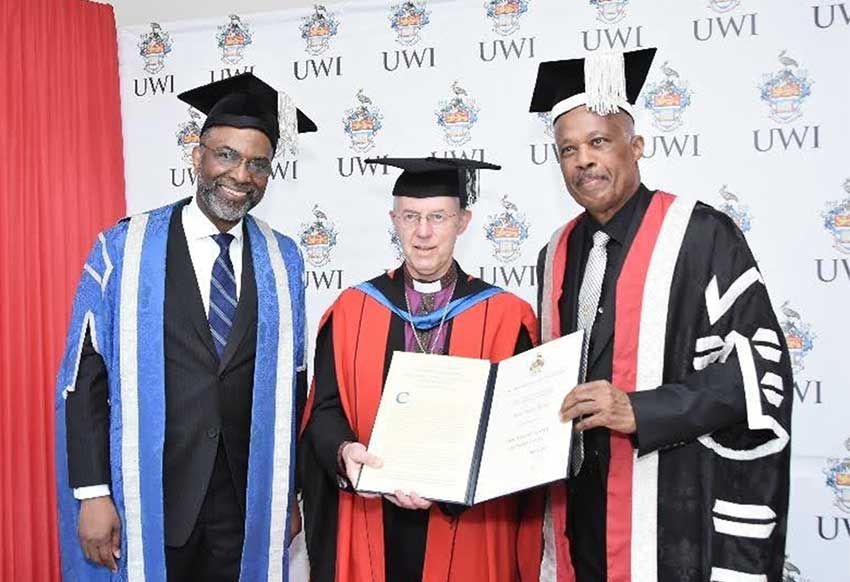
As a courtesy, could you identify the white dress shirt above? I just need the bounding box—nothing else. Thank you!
[74,200,244,500]
[183,198,244,313]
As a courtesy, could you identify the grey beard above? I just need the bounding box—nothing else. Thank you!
[198,179,259,223]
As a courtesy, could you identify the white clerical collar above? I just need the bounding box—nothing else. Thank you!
[184,198,244,242]
[411,279,443,294]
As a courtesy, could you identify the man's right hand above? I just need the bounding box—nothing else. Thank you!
[78,496,121,573]
[340,443,433,511]
[341,442,383,496]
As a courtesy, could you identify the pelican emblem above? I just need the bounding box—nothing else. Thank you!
[175,108,203,164]
[299,204,339,268]
[778,301,815,374]
[138,22,173,74]
[390,2,430,46]
[436,81,479,147]
[300,4,340,56]
[759,51,813,124]
[344,89,383,153]
[216,14,252,65]
[484,195,529,264]
[643,60,692,132]
[824,451,850,515]
[716,184,752,233]
[821,179,850,254]
[778,49,799,69]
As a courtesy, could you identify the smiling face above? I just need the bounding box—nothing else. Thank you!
[191,125,273,232]
[390,196,471,281]
[554,106,644,224]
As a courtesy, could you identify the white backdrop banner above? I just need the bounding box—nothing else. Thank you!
[117,1,850,580]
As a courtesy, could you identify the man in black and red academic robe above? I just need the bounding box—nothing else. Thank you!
[528,48,792,582]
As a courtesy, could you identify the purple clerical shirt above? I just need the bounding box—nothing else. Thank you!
[402,282,454,355]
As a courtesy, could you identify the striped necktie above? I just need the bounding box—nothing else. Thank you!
[209,233,237,358]
[571,230,610,476]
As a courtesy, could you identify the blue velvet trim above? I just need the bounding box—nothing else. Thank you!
[240,218,303,581]
[136,205,170,581]
[354,282,504,329]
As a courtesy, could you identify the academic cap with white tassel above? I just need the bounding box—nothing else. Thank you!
[529,47,657,123]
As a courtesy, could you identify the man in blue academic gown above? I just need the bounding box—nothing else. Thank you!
[55,73,316,582]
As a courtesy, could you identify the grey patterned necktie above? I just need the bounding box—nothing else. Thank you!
[571,230,610,477]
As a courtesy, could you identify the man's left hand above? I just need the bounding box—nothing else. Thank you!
[560,380,636,434]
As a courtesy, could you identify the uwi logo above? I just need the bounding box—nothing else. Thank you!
[778,301,815,374]
[643,61,692,132]
[822,179,850,255]
[436,81,480,147]
[300,4,339,56]
[390,1,430,46]
[717,184,752,233]
[707,0,741,13]
[537,112,555,138]
[216,15,252,65]
[824,438,850,514]
[484,195,530,263]
[138,22,172,75]
[343,90,383,153]
[175,108,202,164]
[590,0,630,25]
[485,0,529,37]
[299,205,338,268]
[759,50,813,124]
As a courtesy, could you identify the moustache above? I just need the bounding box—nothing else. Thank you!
[575,171,609,186]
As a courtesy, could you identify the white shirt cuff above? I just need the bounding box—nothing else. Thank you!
[73,484,111,500]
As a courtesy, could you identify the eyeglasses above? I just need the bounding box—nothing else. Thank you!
[394,211,459,227]
[199,143,273,178]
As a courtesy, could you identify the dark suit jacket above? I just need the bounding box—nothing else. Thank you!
[66,202,259,547]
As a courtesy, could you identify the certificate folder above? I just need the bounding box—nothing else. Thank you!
[356,330,584,505]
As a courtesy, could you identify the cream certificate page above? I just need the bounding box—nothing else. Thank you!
[357,351,492,503]
[473,331,583,503]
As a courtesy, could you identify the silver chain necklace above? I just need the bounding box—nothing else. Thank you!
[403,280,456,354]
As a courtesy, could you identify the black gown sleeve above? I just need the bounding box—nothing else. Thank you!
[302,317,357,484]
[514,324,534,354]
[627,209,791,458]
[293,366,308,492]
[300,316,356,582]
[536,245,547,318]
[65,328,111,488]
[629,370,747,454]
[295,369,308,439]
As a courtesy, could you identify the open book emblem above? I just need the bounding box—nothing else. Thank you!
[530,353,544,375]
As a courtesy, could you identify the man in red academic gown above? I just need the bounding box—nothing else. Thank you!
[300,157,543,582]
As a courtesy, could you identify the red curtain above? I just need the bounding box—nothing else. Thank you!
[0,0,126,579]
